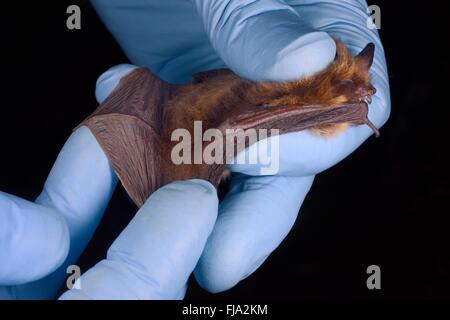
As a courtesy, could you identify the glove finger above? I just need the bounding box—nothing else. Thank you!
[95,64,138,104]
[230,0,390,177]
[228,45,389,177]
[193,0,336,81]
[60,179,218,300]
[194,174,314,293]
[0,192,69,285]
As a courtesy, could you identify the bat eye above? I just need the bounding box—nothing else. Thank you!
[338,79,354,86]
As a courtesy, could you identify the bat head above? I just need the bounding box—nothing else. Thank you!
[248,41,378,137]
[256,41,376,108]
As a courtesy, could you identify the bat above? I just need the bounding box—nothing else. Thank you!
[75,40,379,208]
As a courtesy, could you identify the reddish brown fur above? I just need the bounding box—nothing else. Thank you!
[78,40,377,207]
[163,40,375,138]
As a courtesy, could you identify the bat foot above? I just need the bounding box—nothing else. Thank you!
[365,119,380,137]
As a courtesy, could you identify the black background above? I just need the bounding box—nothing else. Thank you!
[0,1,446,299]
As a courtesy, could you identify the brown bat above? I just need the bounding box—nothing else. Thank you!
[76,40,379,208]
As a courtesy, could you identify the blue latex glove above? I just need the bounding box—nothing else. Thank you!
[0,0,390,299]
[0,124,117,299]
[59,179,218,299]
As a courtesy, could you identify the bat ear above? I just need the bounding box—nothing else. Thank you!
[356,43,375,70]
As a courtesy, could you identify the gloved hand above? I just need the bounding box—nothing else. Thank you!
[59,179,218,299]
[191,0,391,293]
[0,124,116,299]
[0,66,218,299]
[92,0,389,292]
[0,0,390,299]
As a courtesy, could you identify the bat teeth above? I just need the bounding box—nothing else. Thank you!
[364,96,372,104]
